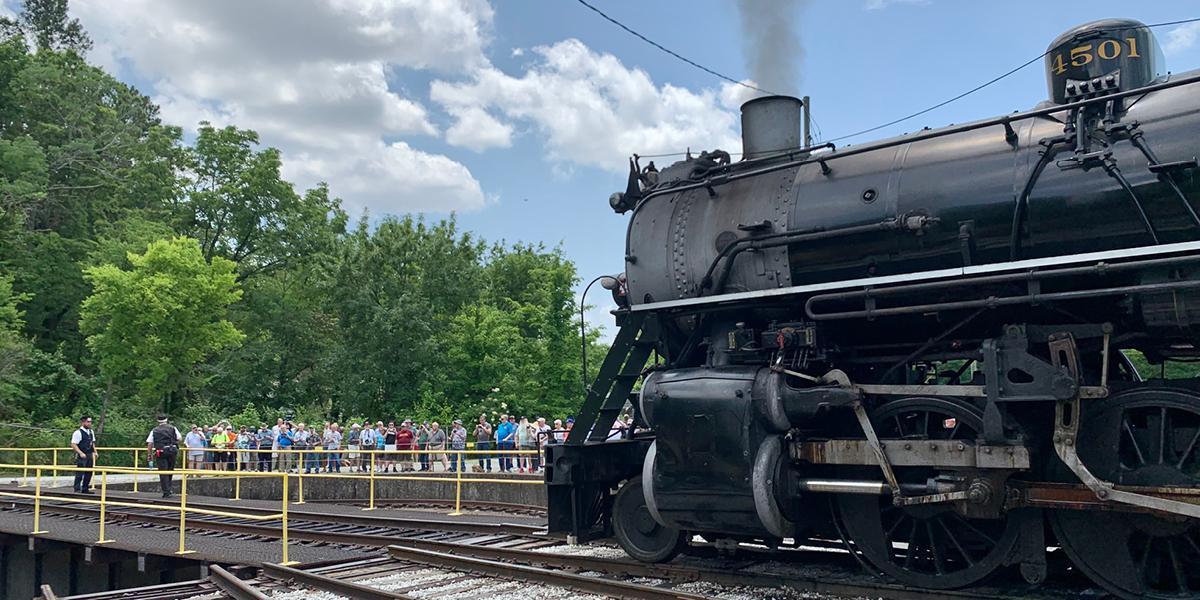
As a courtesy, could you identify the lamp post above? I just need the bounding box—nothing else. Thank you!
[580,274,619,394]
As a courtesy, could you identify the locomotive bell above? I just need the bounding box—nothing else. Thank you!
[740,95,804,159]
[1045,18,1164,103]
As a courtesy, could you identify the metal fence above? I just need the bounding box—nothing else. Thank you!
[0,446,542,564]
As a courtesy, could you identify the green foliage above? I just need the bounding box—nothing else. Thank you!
[80,237,245,411]
[1123,350,1200,380]
[1,0,603,434]
[0,0,92,53]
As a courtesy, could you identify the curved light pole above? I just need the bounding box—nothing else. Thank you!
[580,274,619,394]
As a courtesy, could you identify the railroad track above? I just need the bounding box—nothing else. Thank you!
[10,493,1107,600]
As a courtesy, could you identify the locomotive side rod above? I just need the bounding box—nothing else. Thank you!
[633,71,1200,210]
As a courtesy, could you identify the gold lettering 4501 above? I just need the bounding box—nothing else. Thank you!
[1051,38,1141,75]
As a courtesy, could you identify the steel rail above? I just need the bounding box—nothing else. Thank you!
[0,489,543,536]
[387,545,712,600]
[0,495,550,550]
[208,565,271,600]
[55,579,217,600]
[39,584,59,600]
[260,562,417,600]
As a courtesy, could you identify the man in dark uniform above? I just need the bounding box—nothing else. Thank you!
[70,415,97,493]
[146,415,182,498]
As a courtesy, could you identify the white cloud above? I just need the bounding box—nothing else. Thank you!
[71,0,493,214]
[511,47,525,57]
[719,80,763,111]
[1164,22,1200,56]
[444,106,514,151]
[431,39,742,171]
[865,0,930,9]
[284,140,487,213]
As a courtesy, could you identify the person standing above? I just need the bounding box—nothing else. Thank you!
[271,418,284,471]
[534,417,551,472]
[496,415,515,473]
[383,422,398,473]
[184,425,206,471]
[146,415,181,498]
[357,423,374,473]
[474,415,493,472]
[70,416,98,493]
[256,424,273,471]
[449,420,468,472]
[416,422,431,472]
[324,423,343,473]
[210,427,230,471]
[427,422,448,471]
[396,420,415,472]
[276,422,296,472]
[346,423,361,472]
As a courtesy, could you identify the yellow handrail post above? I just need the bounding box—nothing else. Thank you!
[363,452,376,511]
[51,450,58,478]
[175,473,195,555]
[97,471,113,544]
[31,467,47,534]
[20,450,28,487]
[448,450,463,516]
[294,453,304,505]
[132,449,139,494]
[234,472,241,501]
[280,472,297,565]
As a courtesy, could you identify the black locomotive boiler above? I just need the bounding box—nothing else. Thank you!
[546,18,1200,599]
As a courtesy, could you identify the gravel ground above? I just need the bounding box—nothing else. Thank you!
[356,568,606,600]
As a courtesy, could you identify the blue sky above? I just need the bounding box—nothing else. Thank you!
[6,0,1200,333]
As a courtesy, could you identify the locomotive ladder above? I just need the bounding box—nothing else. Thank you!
[567,312,658,445]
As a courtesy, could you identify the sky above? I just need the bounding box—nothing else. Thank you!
[5,0,1200,336]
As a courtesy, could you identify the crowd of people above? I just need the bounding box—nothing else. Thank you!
[174,413,608,474]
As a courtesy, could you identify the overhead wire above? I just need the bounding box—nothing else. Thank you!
[573,0,779,96]
[817,16,1200,143]
[625,16,1200,156]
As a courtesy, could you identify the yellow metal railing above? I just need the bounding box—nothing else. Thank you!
[0,446,542,561]
[0,462,296,564]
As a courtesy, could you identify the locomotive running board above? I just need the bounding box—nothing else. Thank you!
[631,239,1200,313]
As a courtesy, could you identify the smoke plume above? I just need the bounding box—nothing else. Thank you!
[736,0,805,97]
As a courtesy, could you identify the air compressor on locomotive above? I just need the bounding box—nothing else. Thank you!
[545,19,1200,599]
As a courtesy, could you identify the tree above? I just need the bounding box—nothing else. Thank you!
[1,0,92,53]
[80,237,245,413]
[180,124,346,280]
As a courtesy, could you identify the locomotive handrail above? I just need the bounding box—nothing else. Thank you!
[632,70,1200,211]
[805,252,1200,320]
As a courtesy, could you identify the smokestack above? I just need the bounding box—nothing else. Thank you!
[737,0,805,96]
[740,95,803,159]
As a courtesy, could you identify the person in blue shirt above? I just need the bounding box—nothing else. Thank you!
[275,422,296,472]
[496,414,516,473]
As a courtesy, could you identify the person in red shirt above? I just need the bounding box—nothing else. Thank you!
[395,419,416,472]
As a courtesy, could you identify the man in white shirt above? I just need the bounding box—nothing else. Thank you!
[70,415,98,493]
[271,418,284,472]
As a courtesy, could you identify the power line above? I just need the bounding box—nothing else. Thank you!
[825,16,1200,143]
[574,0,778,96]
[634,16,1200,157]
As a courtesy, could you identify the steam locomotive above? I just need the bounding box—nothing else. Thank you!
[546,18,1200,599]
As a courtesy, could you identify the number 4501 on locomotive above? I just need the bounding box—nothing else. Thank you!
[546,18,1200,600]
